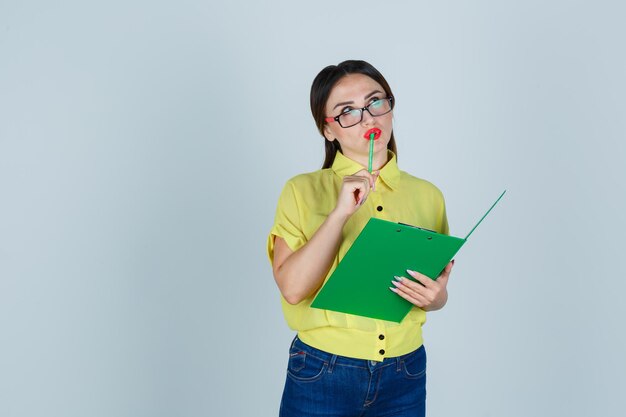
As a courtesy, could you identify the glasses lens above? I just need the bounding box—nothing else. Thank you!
[368,98,392,116]
[338,109,362,128]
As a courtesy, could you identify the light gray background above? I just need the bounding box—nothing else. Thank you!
[1,1,625,416]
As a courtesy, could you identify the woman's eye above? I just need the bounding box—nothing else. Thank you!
[370,98,383,109]
[341,108,361,118]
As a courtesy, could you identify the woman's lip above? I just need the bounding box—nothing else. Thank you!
[363,128,382,140]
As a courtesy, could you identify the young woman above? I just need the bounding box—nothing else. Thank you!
[268,60,454,417]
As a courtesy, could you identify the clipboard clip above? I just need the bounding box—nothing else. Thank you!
[397,223,437,234]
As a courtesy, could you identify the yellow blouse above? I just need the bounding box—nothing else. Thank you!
[268,150,449,361]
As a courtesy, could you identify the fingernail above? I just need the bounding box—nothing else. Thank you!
[391,280,402,287]
[393,275,403,282]
[389,286,398,293]
[406,269,416,276]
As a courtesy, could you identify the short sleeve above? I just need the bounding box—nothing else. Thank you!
[267,180,307,266]
[439,196,450,236]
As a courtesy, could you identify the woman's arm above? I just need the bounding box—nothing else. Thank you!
[273,170,377,305]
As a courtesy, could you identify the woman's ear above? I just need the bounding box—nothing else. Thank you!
[323,125,335,142]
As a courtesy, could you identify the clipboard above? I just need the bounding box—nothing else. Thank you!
[310,190,506,323]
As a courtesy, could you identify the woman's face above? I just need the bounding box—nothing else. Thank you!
[323,73,393,163]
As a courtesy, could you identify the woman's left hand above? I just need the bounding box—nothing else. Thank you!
[390,260,454,311]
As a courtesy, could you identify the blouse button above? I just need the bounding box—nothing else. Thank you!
[379,349,385,355]
[377,206,383,212]
[378,334,385,340]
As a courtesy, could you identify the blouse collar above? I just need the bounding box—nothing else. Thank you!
[331,150,401,190]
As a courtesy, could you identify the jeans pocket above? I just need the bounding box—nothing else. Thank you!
[401,351,426,380]
[287,351,328,383]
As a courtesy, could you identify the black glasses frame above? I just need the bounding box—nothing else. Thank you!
[324,97,395,128]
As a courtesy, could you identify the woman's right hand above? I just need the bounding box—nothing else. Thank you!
[332,169,379,218]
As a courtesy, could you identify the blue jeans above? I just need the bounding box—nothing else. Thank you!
[279,337,427,417]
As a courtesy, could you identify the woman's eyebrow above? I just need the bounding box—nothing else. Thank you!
[332,90,384,110]
[364,90,384,100]
[333,100,354,110]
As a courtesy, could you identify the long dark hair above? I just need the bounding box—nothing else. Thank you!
[310,60,397,169]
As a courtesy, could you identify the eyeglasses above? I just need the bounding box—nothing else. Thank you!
[325,97,394,128]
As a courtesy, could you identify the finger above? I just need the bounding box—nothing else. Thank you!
[344,175,371,190]
[344,176,370,205]
[438,261,454,281]
[406,269,435,288]
[351,170,378,190]
[436,273,449,287]
[390,283,428,307]
[370,171,379,191]
[356,178,370,204]
[392,276,432,301]
[353,179,370,205]
[394,275,426,292]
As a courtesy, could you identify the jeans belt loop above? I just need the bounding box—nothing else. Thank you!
[328,354,338,373]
